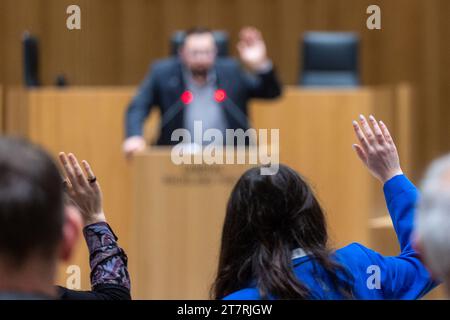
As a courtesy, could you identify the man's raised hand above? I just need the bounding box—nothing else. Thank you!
[237,26,270,72]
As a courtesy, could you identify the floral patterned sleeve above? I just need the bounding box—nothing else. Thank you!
[83,222,131,291]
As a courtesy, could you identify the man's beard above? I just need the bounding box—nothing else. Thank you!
[190,67,208,78]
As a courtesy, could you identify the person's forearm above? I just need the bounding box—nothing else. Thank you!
[250,67,282,99]
[383,174,418,253]
[83,222,131,291]
[125,103,146,137]
[252,60,273,74]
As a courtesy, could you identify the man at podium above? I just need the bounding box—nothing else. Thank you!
[123,26,282,157]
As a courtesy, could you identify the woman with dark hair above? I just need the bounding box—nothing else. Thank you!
[212,115,437,299]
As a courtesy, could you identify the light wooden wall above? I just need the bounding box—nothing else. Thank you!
[0,0,449,177]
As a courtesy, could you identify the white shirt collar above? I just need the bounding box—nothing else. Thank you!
[291,248,308,260]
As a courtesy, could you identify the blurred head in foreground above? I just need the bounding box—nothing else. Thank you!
[416,153,450,297]
[212,164,352,299]
[0,137,81,298]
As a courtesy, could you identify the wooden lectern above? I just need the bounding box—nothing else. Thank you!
[130,148,263,299]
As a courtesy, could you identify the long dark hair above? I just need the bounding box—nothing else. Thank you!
[212,164,353,299]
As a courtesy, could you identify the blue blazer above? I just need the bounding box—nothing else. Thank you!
[125,57,282,145]
[224,175,438,300]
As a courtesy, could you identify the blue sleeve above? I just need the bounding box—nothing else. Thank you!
[383,174,417,252]
[223,288,261,300]
[125,64,158,137]
[353,175,437,299]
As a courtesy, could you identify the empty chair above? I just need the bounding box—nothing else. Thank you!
[170,30,229,57]
[300,32,360,87]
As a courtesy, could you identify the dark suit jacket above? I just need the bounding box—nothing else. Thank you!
[125,57,282,145]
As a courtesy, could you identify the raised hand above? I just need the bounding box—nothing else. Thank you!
[59,152,106,226]
[352,114,403,183]
[237,27,270,72]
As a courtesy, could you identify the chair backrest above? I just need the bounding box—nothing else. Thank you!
[170,30,229,57]
[300,32,360,87]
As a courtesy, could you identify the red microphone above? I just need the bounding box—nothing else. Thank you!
[181,90,194,105]
[181,89,227,105]
[214,89,227,103]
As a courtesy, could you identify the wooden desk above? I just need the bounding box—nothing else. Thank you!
[130,148,262,299]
